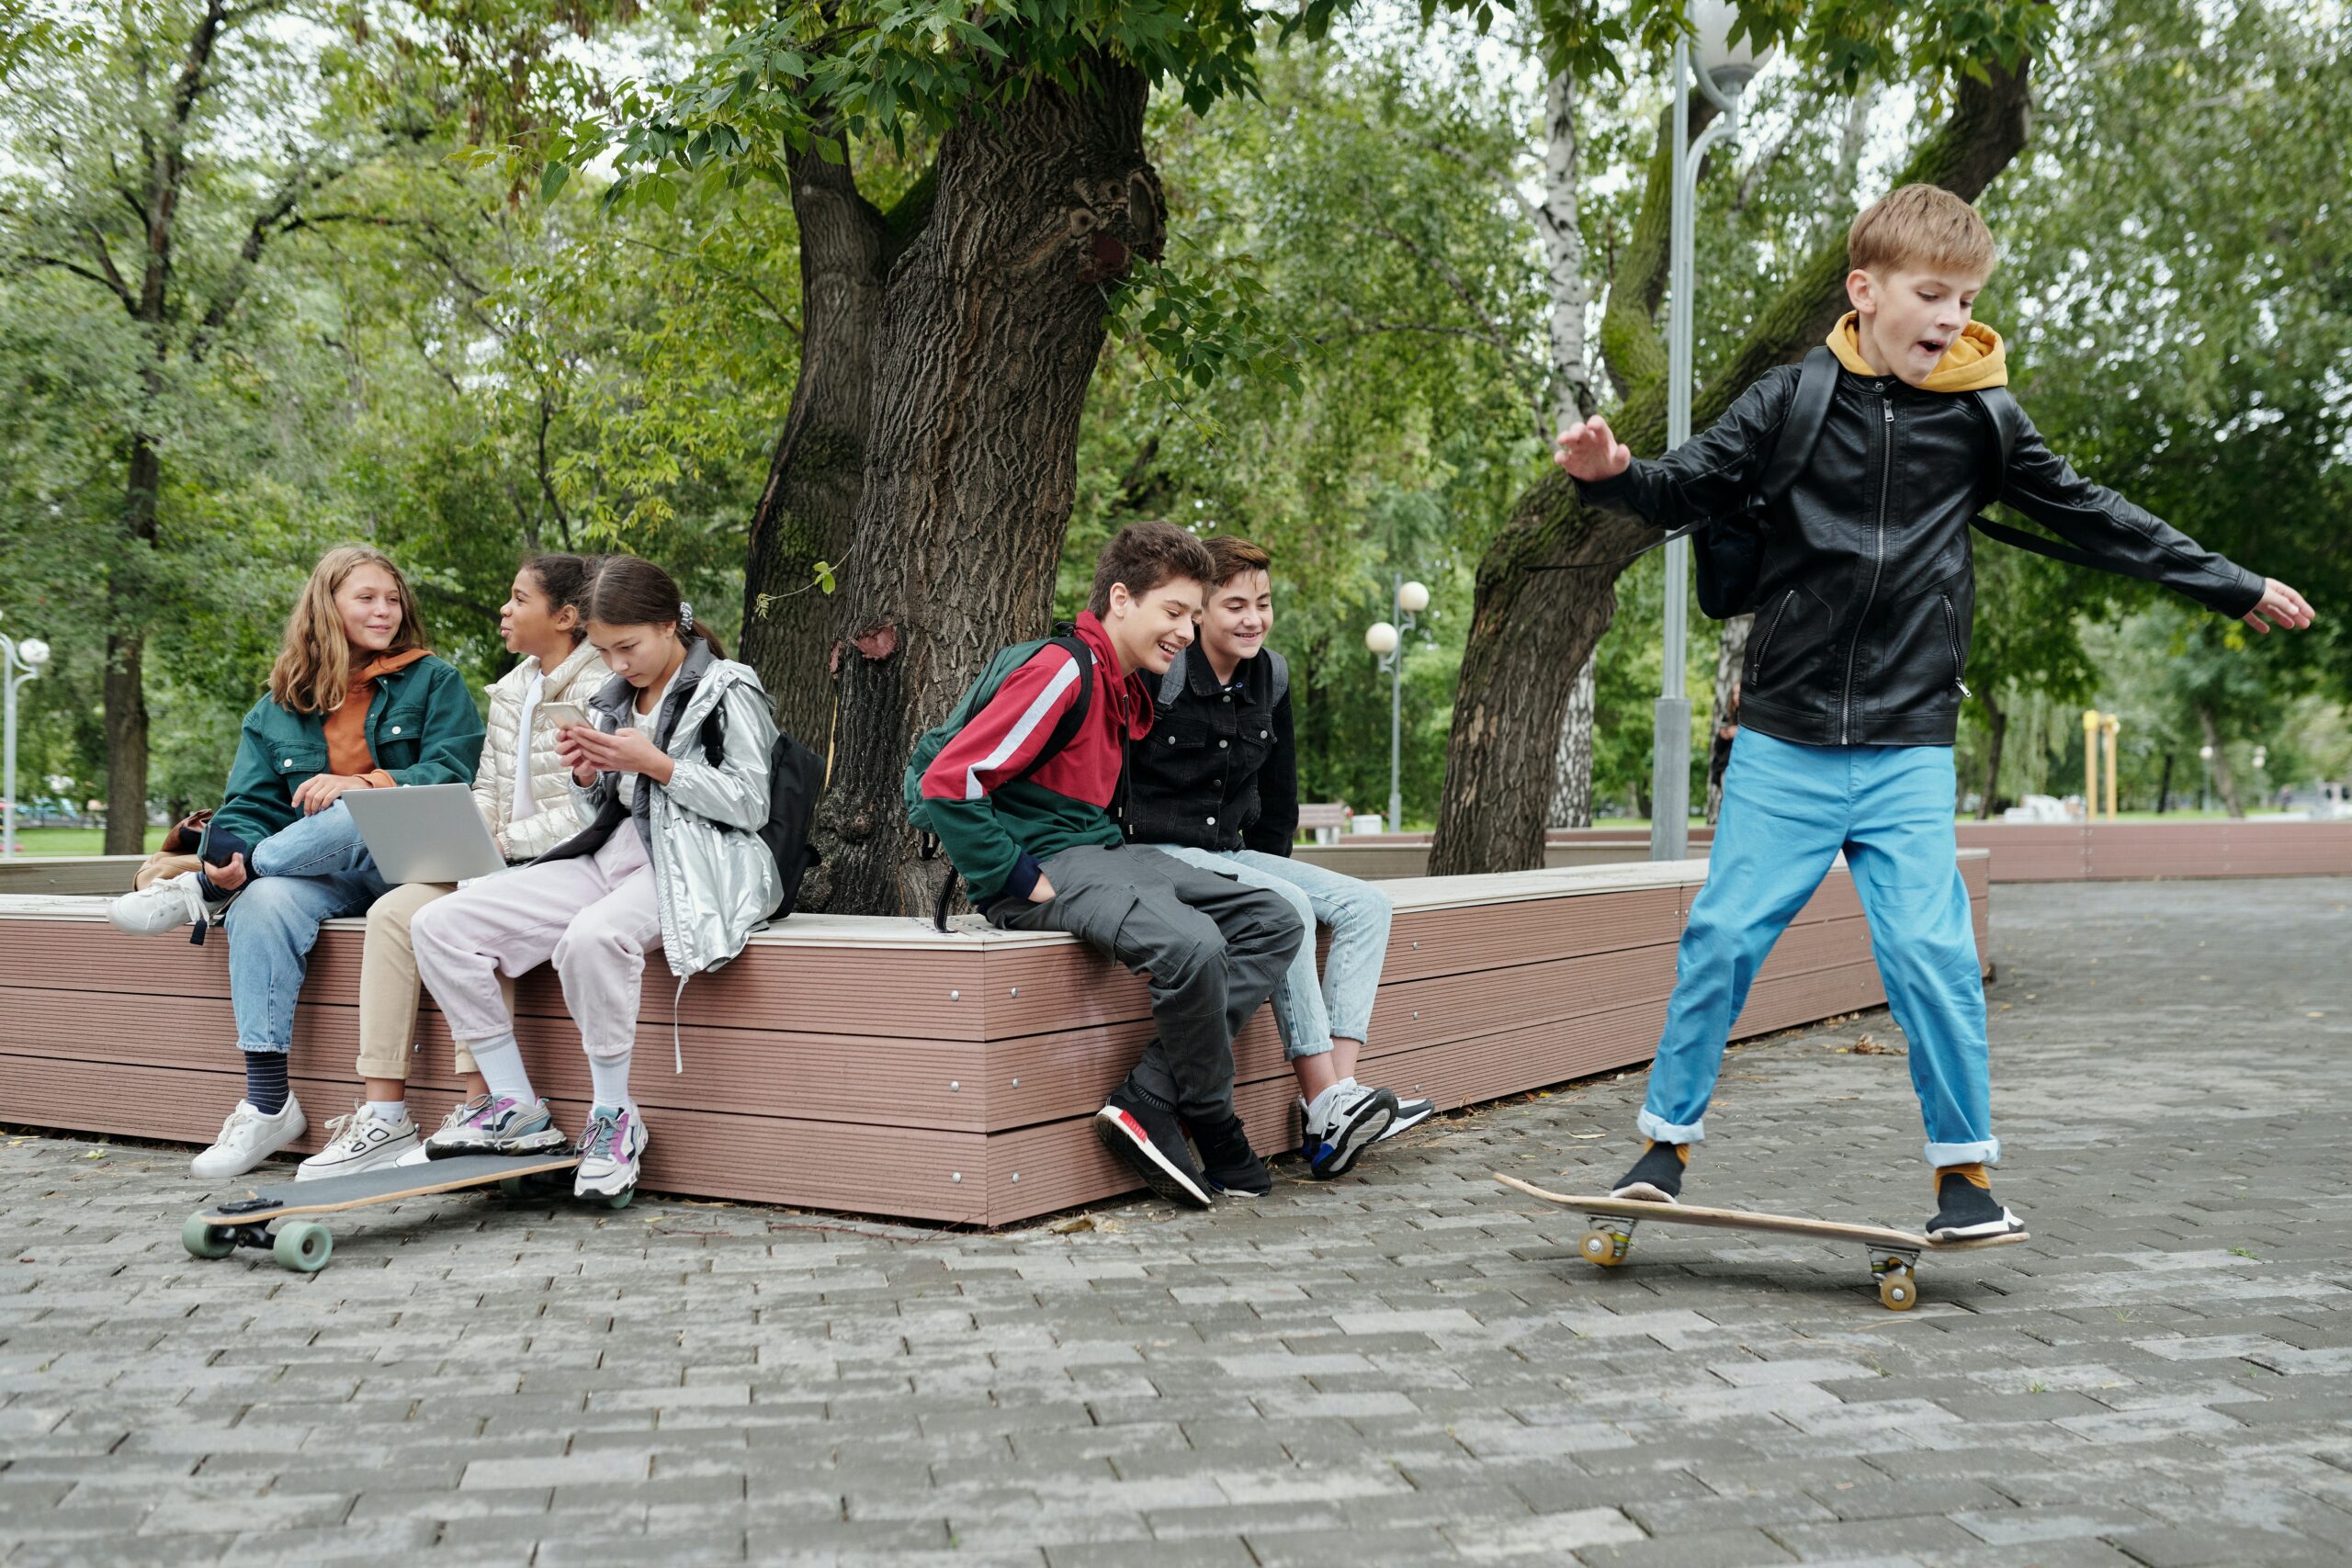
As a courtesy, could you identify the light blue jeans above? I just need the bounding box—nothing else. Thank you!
[1639,728,1996,1167]
[222,801,390,1055]
[1148,845,1392,1061]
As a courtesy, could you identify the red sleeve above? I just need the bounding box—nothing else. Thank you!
[919,645,1086,803]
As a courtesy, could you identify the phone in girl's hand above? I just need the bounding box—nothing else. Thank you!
[540,701,592,732]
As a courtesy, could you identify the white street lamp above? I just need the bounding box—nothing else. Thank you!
[2198,742,2214,812]
[1653,3,1775,863]
[1364,579,1433,833]
[2,622,54,858]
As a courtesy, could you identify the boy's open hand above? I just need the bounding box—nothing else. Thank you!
[2242,579,2315,636]
[1555,415,1631,482]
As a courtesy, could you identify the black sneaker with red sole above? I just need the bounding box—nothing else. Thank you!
[1094,1087,1212,1209]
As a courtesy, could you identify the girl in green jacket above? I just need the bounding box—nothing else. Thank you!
[109,546,484,1178]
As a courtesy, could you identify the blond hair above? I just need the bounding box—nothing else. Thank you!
[267,546,429,715]
[1848,184,1997,278]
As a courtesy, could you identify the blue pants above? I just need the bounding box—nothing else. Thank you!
[1639,729,1996,1168]
[222,802,390,1055]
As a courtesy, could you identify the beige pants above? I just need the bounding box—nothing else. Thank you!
[356,882,510,1081]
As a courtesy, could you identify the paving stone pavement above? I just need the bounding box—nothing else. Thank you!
[4,876,2350,1567]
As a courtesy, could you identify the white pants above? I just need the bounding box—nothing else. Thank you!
[412,829,661,1062]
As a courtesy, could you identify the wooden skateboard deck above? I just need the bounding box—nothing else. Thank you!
[184,1150,620,1274]
[1495,1172,2028,1311]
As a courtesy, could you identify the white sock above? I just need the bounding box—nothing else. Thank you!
[1306,1082,1348,1128]
[588,1052,631,1113]
[364,1100,407,1123]
[467,1035,538,1106]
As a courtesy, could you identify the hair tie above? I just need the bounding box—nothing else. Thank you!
[678,600,695,634]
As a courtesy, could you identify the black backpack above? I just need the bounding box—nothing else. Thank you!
[1684,345,2109,619]
[697,705,824,919]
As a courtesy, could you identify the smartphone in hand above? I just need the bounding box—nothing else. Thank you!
[539,700,592,732]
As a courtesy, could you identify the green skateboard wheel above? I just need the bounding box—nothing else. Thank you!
[272,1221,333,1273]
[182,1213,235,1259]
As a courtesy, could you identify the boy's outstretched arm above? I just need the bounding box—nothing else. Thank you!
[1554,369,1798,532]
[2002,413,2317,634]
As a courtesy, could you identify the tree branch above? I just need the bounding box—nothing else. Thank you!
[617,236,801,335]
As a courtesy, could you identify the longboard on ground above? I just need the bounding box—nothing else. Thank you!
[1494,1172,2028,1311]
[183,1149,624,1273]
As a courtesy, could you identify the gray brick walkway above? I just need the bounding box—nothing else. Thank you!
[5,877,2348,1566]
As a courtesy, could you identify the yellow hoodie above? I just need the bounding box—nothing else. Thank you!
[1826,311,2007,392]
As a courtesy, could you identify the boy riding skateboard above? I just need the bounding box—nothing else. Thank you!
[1555,185,2315,1240]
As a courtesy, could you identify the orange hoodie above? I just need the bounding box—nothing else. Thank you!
[1826,312,2008,392]
[326,648,433,785]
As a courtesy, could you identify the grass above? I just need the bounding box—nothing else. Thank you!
[4,826,166,857]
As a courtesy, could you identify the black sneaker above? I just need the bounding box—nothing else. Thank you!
[1191,1113,1272,1198]
[1376,1092,1437,1142]
[1609,1141,1687,1202]
[1927,1174,2025,1241]
[1094,1087,1212,1209]
[1304,1083,1398,1179]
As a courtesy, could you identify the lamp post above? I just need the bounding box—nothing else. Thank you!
[1364,577,1431,835]
[2,620,54,858]
[1654,1,1770,862]
[2198,743,2213,812]
[2101,714,2120,820]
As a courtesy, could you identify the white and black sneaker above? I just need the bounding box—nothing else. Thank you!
[1302,1081,1398,1180]
[296,1104,420,1180]
[1609,1141,1688,1203]
[109,871,229,937]
[1377,1092,1437,1142]
[1927,1173,2027,1242]
[1094,1087,1211,1209]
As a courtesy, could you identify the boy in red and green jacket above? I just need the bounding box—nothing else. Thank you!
[920,522,1303,1211]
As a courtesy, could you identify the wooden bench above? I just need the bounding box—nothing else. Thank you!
[0,852,1992,1225]
[1295,802,1351,846]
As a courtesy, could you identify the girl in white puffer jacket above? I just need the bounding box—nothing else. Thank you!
[296,554,609,1179]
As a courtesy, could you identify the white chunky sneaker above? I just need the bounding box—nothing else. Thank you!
[188,1098,308,1179]
[109,871,227,937]
[296,1104,420,1181]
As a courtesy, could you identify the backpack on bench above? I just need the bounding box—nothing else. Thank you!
[696,704,824,919]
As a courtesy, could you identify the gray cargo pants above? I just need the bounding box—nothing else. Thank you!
[986,843,1303,1121]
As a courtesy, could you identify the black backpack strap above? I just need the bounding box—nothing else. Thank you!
[1970,513,2105,571]
[1756,345,1840,508]
[696,704,726,764]
[1965,385,2104,570]
[1157,647,1188,709]
[1975,385,2025,475]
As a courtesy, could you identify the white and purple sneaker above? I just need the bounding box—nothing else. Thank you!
[573,1107,647,1199]
[424,1094,567,1157]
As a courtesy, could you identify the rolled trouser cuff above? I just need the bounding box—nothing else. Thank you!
[1637,1109,1705,1145]
[1925,1137,2000,1168]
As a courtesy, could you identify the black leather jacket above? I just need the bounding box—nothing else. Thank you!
[1581,365,2264,747]
[1122,648,1297,855]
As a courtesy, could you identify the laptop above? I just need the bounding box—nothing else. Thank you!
[342,783,508,884]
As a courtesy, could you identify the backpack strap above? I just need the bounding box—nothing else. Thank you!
[1265,649,1289,709]
[1755,344,1841,508]
[1966,386,2106,570]
[933,635,1095,933]
[1157,647,1188,709]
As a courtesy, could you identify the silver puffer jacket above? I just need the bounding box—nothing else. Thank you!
[559,640,781,984]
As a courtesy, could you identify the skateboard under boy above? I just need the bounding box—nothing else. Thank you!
[1494,1172,2028,1311]
[181,1149,630,1273]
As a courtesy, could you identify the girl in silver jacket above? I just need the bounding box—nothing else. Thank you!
[411,557,781,1201]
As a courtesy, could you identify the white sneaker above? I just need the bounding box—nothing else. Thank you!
[296,1104,419,1181]
[110,871,227,936]
[188,1098,308,1179]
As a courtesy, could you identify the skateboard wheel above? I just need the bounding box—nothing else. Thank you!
[273,1221,334,1273]
[182,1213,235,1260]
[603,1188,636,1211]
[1878,1267,1917,1311]
[1579,1228,1629,1267]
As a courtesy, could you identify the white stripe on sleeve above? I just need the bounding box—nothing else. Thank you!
[963,653,1085,801]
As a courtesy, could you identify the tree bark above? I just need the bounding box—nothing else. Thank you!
[1429,62,2032,875]
[102,431,160,853]
[2154,748,2173,814]
[736,145,933,749]
[1546,656,1595,828]
[2196,704,2244,818]
[815,56,1163,916]
[1976,684,2007,820]
[1704,613,1749,823]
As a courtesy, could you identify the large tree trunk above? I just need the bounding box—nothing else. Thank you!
[815,57,1163,916]
[2154,749,2173,814]
[1976,684,2007,820]
[1546,656,1596,828]
[1704,612,1750,823]
[1430,62,2032,875]
[2196,703,2244,818]
[736,146,932,750]
[103,430,161,854]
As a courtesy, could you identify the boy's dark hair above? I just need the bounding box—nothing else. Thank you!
[584,555,728,659]
[521,552,596,645]
[1089,522,1215,617]
[1203,536,1272,587]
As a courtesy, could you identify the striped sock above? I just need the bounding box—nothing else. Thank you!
[243,1053,290,1116]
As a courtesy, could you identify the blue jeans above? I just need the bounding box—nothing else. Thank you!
[222,801,390,1055]
[1640,729,1996,1168]
[1148,845,1393,1061]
